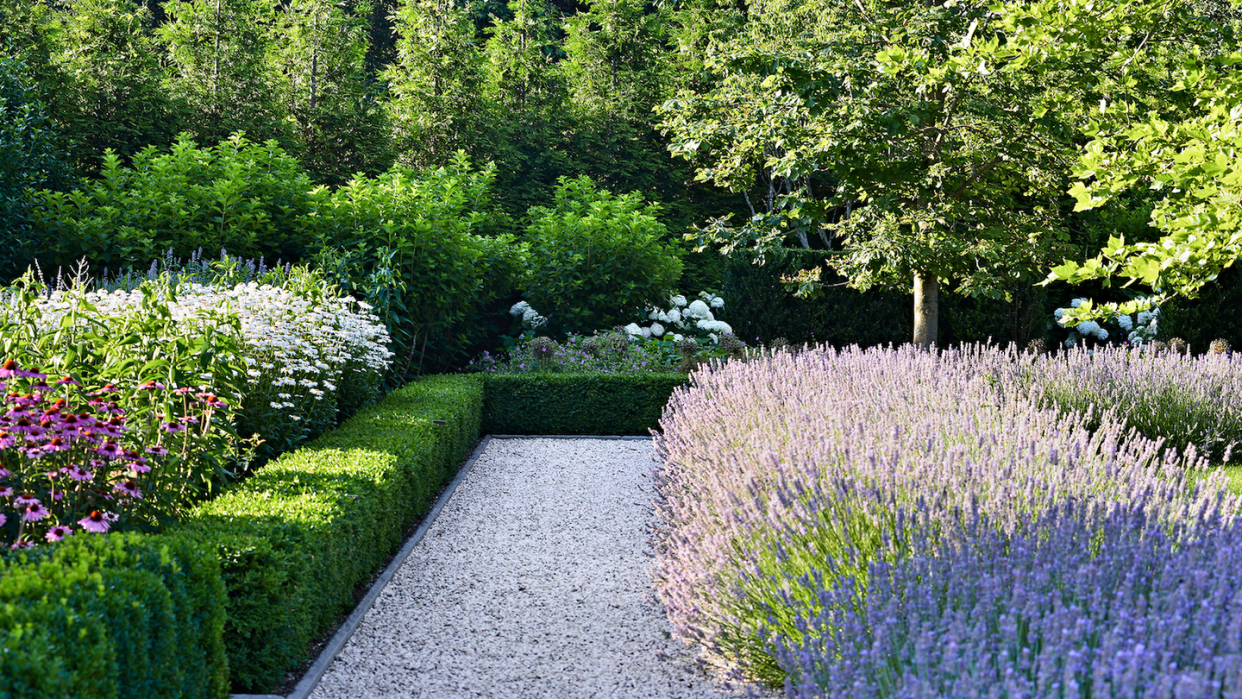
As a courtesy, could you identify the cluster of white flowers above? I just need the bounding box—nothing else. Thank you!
[7,281,393,433]
[509,301,548,330]
[1054,297,1160,348]
[630,291,731,344]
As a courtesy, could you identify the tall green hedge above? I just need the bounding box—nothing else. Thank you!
[481,373,686,435]
[179,374,483,692]
[0,532,229,699]
[721,249,1047,347]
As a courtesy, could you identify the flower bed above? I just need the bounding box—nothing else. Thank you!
[652,345,1236,689]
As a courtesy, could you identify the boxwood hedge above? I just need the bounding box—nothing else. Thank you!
[481,373,687,435]
[179,374,483,692]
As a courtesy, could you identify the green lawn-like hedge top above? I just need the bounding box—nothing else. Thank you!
[0,374,484,697]
[481,372,687,435]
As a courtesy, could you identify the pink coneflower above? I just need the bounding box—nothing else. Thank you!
[41,435,69,453]
[78,510,111,533]
[0,487,12,497]
[22,502,49,521]
[13,493,38,507]
[45,525,72,542]
[138,381,166,391]
[22,445,44,460]
[197,393,228,408]
[145,445,169,456]
[0,467,8,479]
[99,384,119,393]
[50,489,63,501]
[0,513,5,526]
[163,421,186,434]
[0,359,45,380]
[55,375,77,386]
[10,540,33,550]
[173,387,193,395]
[10,417,38,434]
[68,465,92,481]
[127,461,151,474]
[95,440,122,459]
[179,415,200,425]
[114,480,142,499]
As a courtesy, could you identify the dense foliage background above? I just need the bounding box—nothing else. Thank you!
[3,0,1242,357]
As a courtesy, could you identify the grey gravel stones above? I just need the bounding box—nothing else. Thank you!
[308,438,751,699]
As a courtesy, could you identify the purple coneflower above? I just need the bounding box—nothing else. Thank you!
[23,502,49,521]
[0,487,11,497]
[55,375,77,386]
[138,381,166,391]
[145,445,169,456]
[163,421,186,434]
[114,480,142,499]
[78,510,111,533]
[45,525,72,542]
[13,493,38,507]
[95,440,122,459]
[41,435,69,453]
[0,359,45,380]
[68,465,92,481]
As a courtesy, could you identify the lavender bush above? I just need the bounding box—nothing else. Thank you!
[775,494,1242,698]
[1019,345,1242,463]
[652,345,1231,687]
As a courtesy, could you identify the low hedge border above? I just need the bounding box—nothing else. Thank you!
[180,374,483,693]
[481,373,687,435]
[0,532,228,699]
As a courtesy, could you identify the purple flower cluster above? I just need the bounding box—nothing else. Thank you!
[1020,345,1242,463]
[652,345,1235,689]
[776,496,1242,698]
[0,359,227,547]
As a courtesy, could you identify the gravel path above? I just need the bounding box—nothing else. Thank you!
[308,437,751,699]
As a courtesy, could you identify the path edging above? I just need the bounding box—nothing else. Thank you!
[230,434,649,699]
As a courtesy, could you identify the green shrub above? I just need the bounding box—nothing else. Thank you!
[30,133,316,270]
[481,372,686,435]
[179,374,483,692]
[523,176,683,337]
[0,532,229,699]
[0,55,72,282]
[311,154,520,379]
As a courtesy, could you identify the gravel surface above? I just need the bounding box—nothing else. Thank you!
[308,437,754,699]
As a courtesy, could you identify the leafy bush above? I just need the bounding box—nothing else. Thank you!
[482,372,685,435]
[0,531,228,699]
[178,374,483,692]
[653,345,1223,685]
[0,361,233,547]
[29,133,317,270]
[311,154,521,379]
[1021,345,1242,462]
[0,56,72,283]
[523,176,682,336]
[774,496,1242,698]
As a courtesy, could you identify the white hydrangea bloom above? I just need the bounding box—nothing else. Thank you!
[709,333,719,344]
[710,297,724,309]
[666,308,681,324]
[641,326,652,339]
[697,319,733,335]
[672,334,683,342]
[624,323,644,336]
[509,301,531,317]
[1070,298,1086,308]
[1137,310,1153,325]
[650,322,665,337]
[522,308,539,322]
[649,309,661,321]
[685,300,713,320]
[670,295,687,308]
[1117,315,1133,331]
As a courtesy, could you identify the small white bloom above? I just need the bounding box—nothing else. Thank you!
[672,334,683,342]
[709,333,719,344]
[624,323,644,336]
[510,301,532,317]
[710,297,724,309]
[670,295,687,308]
[666,308,681,324]
[650,322,665,337]
[648,309,661,321]
[1137,310,1152,325]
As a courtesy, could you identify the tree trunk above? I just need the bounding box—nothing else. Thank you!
[913,273,939,348]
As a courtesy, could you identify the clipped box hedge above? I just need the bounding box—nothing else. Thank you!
[0,532,228,699]
[481,373,687,435]
[179,374,483,693]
